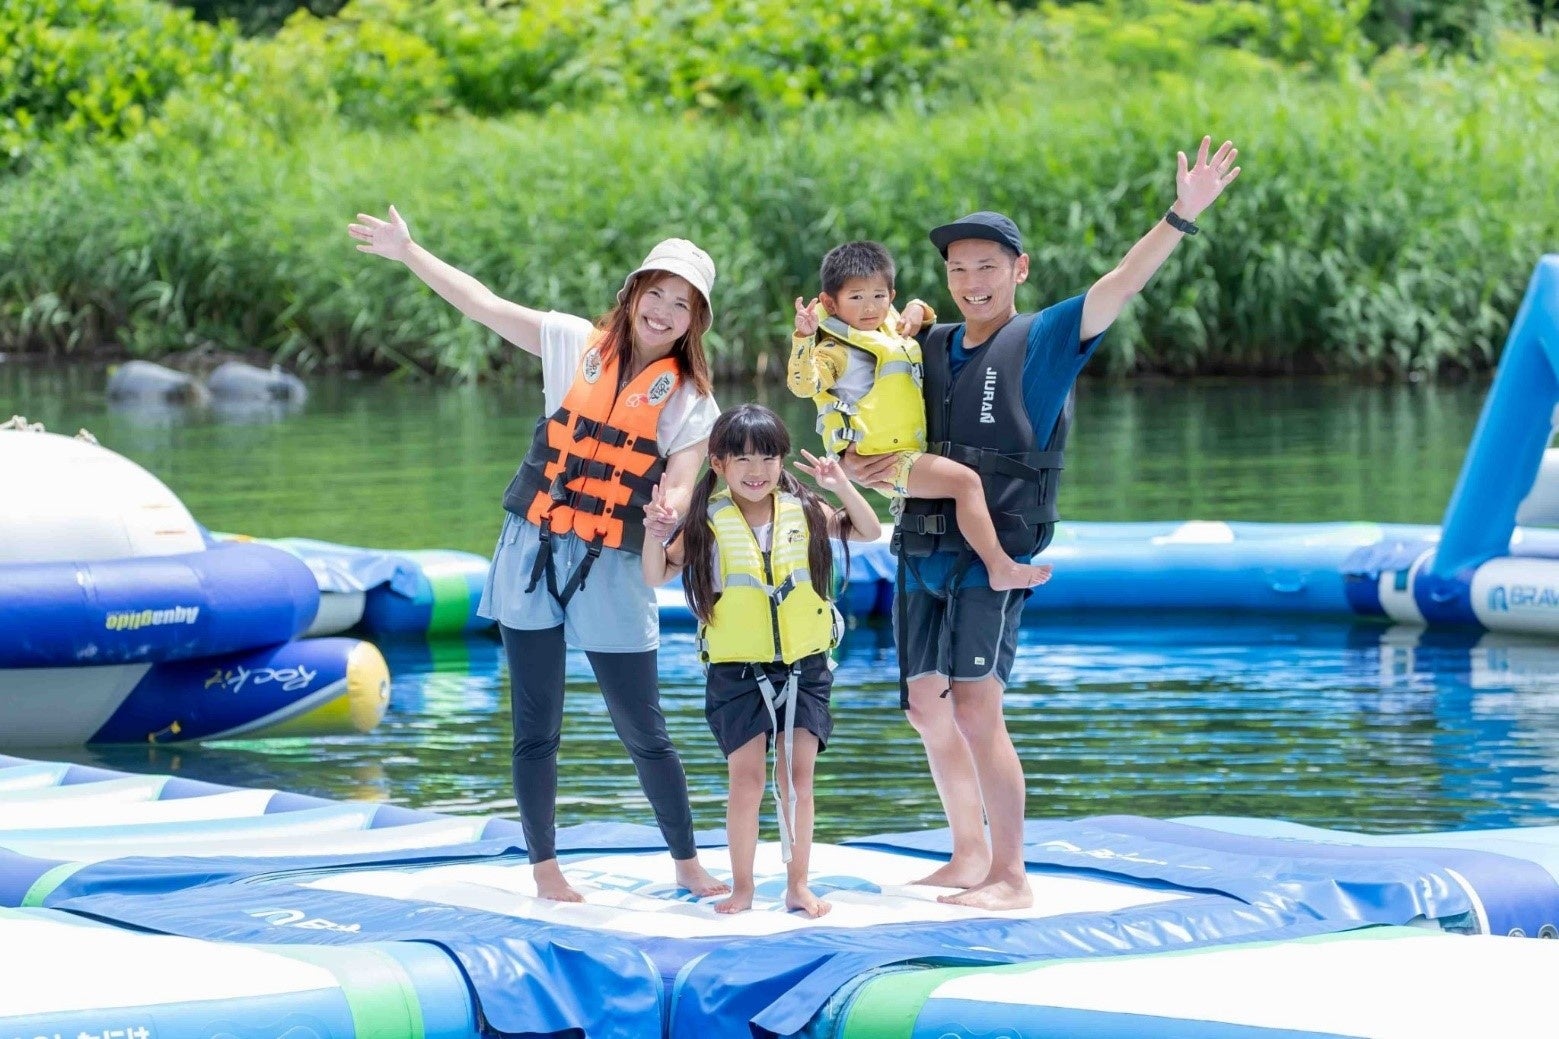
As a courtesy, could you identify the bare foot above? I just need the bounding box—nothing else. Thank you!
[532,859,586,903]
[937,876,1033,911]
[674,857,732,897]
[714,887,754,914]
[910,855,991,889]
[988,561,1054,592]
[785,884,832,918]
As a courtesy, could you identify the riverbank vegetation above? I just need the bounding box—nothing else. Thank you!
[2,0,1555,378]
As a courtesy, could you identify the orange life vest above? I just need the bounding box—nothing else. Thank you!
[503,340,679,557]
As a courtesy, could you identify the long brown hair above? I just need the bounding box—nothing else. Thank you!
[594,271,712,396]
[682,404,851,627]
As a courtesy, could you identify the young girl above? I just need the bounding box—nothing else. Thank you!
[642,404,882,917]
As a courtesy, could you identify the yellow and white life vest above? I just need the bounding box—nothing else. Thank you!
[812,306,927,458]
[700,489,839,665]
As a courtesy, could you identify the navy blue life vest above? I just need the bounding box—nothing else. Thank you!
[894,314,1071,561]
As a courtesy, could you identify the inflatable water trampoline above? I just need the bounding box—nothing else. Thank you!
[0,426,389,744]
[3,754,1559,1038]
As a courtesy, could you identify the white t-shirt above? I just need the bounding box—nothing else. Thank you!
[539,312,719,456]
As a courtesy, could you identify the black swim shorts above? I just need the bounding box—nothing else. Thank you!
[893,559,1024,708]
[704,652,834,758]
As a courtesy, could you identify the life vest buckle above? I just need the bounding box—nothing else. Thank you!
[903,514,946,536]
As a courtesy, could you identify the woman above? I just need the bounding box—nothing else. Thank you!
[349,207,729,903]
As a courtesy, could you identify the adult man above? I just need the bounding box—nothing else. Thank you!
[845,137,1241,909]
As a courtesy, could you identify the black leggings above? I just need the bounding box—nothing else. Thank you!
[501,624,697,863]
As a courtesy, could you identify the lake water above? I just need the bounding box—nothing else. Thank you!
[8,361,1558,838]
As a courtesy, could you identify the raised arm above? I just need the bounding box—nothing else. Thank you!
[1080,137,1241,341]
[786,296,848,398]
[796,450,883,543]
[349,206,549,355]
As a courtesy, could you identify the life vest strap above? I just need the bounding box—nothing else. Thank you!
[769,569,812,606]
[522,526,604,609]
[925,444,1063,483]
[554,538,604,607]
[720,568,813,606]
[753,665,800,865]
[898,513,947,536]
[572,415,659,455]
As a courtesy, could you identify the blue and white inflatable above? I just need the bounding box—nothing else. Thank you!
[0,427,389,745]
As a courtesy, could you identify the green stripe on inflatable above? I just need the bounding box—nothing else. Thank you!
[838,928,1407,1038]
[430,636,472,672]
[839,965,987,1039]
[271,944,426,1039]
[426,567,473,634]
[21,863,86,907]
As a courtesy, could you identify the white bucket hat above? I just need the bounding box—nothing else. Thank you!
[618,238,716,330]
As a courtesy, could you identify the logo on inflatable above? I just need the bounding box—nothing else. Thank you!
[1489,584,1559,612]
[247,907,361,933]
[104,605,200,631]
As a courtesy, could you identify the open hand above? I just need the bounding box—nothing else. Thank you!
[794,297,820,338]
[644,482,679,543]
[348,205,413,262]
[1174,137,1241,222]
[795,449,852,494]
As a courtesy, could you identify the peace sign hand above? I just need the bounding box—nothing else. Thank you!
[1174,136,1241,222]
[347,205,413,262]
[794,297,820,338]
[644,481,679,543]
[795,449,848,493]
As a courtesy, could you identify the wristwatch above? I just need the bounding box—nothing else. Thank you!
[1164,208,1199,236]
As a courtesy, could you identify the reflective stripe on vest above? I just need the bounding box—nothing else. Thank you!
[700,491,836,665]
[502,341,677,554]
[811,308,926,457]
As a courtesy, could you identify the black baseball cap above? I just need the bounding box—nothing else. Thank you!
[928,211,1024,259]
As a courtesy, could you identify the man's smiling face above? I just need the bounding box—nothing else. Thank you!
[944,239,1029,325]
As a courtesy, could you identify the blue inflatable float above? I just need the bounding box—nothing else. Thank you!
[0,428,389,745]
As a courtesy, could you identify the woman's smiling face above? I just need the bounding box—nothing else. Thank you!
[630,273,696,352]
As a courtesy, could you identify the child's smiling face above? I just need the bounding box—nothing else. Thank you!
[822,275,895,332]
[713,449,784,505]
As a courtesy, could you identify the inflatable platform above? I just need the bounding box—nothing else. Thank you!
[4,754,1559,1038]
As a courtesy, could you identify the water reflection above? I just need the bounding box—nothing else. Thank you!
[33,617,1559,838]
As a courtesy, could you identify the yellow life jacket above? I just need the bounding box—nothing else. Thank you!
[811,305,926,458]
[700,489,840,665]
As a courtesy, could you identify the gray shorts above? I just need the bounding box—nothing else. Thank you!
[893,557,1023,708]
[477,513,659,652]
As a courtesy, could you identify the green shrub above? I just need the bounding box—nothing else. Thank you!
[5,32,1556,380]
[0,0,234,172]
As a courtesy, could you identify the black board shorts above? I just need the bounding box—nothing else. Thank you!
[704,652,834,758]
[893,562,1024,708]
